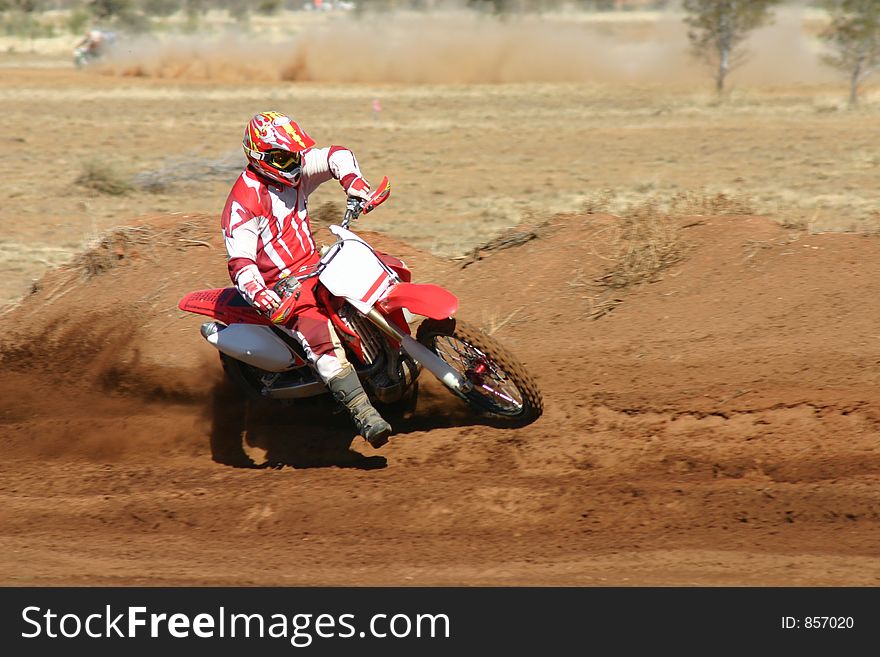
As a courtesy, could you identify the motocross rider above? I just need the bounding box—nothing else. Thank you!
[221,111,393,448]
[75,29,105,56]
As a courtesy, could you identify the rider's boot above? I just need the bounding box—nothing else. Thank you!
[326,366,392,448]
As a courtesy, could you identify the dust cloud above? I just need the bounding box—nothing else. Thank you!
[101,8,836,86]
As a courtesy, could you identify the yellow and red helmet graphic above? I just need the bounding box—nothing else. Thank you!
[242,111,315,186]
[243,111,315,155]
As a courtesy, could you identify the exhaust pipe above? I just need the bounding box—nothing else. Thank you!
[200,321,297,372]
[202,322,326,399]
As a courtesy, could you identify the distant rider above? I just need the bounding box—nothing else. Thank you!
[73,28,114,68]
[75,29,105,56]
[220,111,393,448]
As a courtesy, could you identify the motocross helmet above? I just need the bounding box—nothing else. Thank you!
[242,111,316,186]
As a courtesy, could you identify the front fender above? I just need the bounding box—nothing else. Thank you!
[378,283,458,320]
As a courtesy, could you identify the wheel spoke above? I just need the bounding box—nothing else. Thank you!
[433,335,524,414]
[479,383,518,405]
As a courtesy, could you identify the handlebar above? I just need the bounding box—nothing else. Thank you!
[340,176,392,229]
[342,196,363,229]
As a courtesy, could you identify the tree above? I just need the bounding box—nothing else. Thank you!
[683,0,781,94]
[467,0,512,13]
[183,0,203,32]
[141,0,178,17]
[89,0,131,20]
[821,0,880,106]
[0,0,45,11]
[220,0,251,24]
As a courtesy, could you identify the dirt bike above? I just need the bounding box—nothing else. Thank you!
[73,31,115,69]
[73,47,97,69]
[178,177,543,428]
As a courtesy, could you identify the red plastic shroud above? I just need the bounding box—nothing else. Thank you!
[177,287,268,326]
[178,252,419,326]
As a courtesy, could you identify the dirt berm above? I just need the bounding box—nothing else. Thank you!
[1,211,879,585]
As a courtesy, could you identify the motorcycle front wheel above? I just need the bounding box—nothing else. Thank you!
[416,318,543,426]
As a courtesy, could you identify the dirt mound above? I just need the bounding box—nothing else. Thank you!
[2,211,880,585]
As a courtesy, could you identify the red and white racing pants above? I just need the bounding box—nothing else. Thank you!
[277,278,350,382]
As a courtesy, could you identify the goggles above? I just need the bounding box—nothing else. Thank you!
[263,149,301,171]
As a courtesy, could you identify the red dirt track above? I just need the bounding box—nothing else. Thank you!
[1,212,879,585]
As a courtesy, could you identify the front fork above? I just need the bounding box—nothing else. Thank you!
[363,308,473,394]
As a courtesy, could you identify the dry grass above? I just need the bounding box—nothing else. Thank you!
[0,242,72,271]
[581,188,618,215]
[572,195,694,319]
[576,186,777,318]
[73,220,213,278]
[577,188,753,300]
[456,216,559,270]
[582,188,755,219]
[131,151,244,193]
[74,226,153,277]
[666,190,755,217]
[74,160,133,196]
[480,305,529,336]
[597,199,686,291]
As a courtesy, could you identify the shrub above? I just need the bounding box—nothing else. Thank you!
[74,160,133,196]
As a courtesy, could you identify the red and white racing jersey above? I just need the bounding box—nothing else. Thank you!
[221,145,365,302]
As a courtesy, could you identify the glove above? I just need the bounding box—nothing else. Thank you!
[344,176,371,203]
[252,287,282,314]
[268,277,302,325]
[236,263,281,315]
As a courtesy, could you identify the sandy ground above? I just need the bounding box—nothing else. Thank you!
[1,206,880,585]
[1,12,879,586]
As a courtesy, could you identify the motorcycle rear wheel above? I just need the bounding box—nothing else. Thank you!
[220,353,272,402]
[416,318,543,426]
